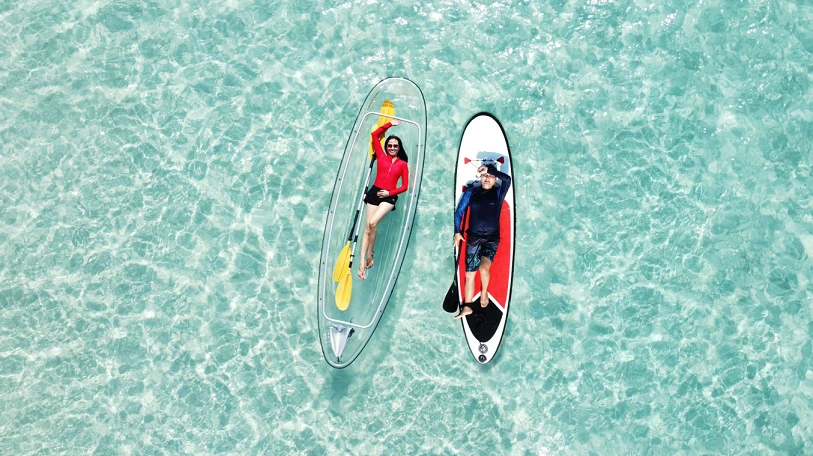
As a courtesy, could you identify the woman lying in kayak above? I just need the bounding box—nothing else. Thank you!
[358,119,409,280]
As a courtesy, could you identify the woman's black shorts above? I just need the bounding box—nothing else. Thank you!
[364,185,398,210]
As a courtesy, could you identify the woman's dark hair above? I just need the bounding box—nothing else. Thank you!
[385,135,408,163]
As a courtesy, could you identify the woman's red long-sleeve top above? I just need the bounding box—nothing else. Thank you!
[371,122,409,196]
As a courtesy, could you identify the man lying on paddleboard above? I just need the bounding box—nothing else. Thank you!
[452,164,512,319]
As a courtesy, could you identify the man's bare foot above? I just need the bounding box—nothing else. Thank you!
[453,304,473,320]
[480,294,489,308]
[357,267,366,280]
[365,250,374,269]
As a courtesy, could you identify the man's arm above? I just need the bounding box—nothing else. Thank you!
[487,165,512,202]
[454,187,474,233]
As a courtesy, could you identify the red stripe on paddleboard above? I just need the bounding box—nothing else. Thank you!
[457,201,512,309]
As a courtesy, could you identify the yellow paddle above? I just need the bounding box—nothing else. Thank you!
[335,270,352,311]
[371,100,394,158]
[332,100,395,284]
[332,241,352,283]
[333,100,396,311]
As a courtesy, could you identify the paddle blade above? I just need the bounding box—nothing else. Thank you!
[332,242,351,282]
[442,282,459,313]
[370,100,395,158]
[335,272,352,311]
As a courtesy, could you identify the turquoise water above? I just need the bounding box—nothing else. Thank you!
[2,0,812,453]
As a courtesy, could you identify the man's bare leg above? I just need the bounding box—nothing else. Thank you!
[453,271,477,319]
[479,257,492,307]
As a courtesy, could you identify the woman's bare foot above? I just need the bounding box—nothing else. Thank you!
[357,266,366,280]
[453,304,473,319]
[365,250,374,269]
[480,294,489,308]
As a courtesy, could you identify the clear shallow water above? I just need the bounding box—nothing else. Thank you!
[1,0,812,454]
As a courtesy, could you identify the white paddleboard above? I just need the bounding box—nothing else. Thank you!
[454,113,515,364]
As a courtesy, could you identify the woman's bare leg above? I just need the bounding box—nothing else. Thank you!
[357,204,375,280]
[365,203,394,265]
[357,203,394,280]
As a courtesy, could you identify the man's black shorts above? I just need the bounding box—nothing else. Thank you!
[465,235,499,272]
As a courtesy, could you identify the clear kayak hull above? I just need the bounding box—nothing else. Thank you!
[317,77,427,368]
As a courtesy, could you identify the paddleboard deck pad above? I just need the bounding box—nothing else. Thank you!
[317,77,426,368]
[454,113,515,364]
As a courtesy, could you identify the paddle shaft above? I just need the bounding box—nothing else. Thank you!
[452,240,463,294]
[453,209,470,299]
[346,158,376,267]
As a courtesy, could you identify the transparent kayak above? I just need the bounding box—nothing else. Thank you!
[317,77,426,368]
